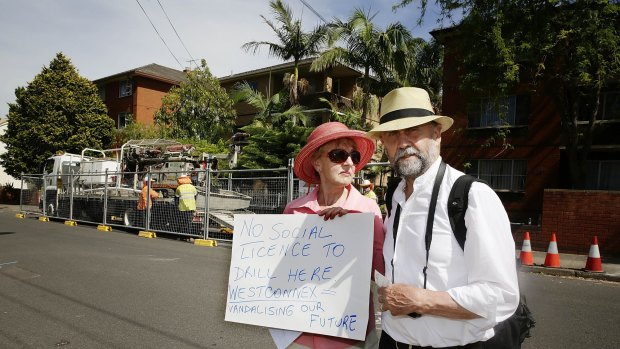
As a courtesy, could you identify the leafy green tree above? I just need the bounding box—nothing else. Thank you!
[238,120,310,169]
[115,118,165,145]
[395,38,444,111]
[397,0,620,189]
[230,81,309,127]
[242,0,327,106]
[155,59,236,142]
[311,8,412,124]
[0,53,114,177]
[231,81,312,169]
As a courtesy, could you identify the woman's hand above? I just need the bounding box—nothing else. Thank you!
[317,207,350,220]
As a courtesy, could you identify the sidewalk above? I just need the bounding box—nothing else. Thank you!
[519,250,620,282]
[2,203,619,282]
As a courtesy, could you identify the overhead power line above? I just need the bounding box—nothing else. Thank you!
[135,0,184,69]
[299,0,328,24]
[156,0,196,68]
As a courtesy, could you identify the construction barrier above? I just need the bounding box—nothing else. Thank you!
[14,162,394,245]
[584,236,603,273]
[519,231,534,266]
[544,233,561,268]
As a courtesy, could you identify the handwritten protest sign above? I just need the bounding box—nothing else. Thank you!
[225,213,374,340]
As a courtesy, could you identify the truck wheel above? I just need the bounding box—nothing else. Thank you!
[123,209,135,227]
[47,203,55,216]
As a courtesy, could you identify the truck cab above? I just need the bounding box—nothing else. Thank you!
[42,153,82,192]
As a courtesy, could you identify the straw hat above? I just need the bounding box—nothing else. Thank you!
[367,87,454,139]
[294,122,375,185]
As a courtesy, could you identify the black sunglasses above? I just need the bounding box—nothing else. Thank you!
[327,149,361,165]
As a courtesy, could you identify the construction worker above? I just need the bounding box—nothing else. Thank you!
[360,179,378,202]
[137,176,159,228]
[176,175,197,235]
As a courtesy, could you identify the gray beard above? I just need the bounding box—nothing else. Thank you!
[393,146,438,180]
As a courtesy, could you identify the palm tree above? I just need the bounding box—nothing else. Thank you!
[229,81,311,169]
[311,8,412,124]
[394,38,444,111]
[242,0,327,106]
[230,81,308,127]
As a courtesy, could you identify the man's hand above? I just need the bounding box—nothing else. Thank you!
[378,284,480,319]
[378,284,427,316]
[317,207,349,220]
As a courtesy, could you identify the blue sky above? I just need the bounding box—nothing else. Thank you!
[0,0,453,118]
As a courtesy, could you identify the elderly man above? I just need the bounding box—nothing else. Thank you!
[368,87,520,349]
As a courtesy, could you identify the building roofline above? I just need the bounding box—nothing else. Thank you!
[218,57,363,82]
[93,63,186,84]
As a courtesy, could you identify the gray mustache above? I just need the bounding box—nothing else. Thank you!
[395,148,421,163]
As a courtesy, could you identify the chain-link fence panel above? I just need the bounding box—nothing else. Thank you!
[19,175,44,216]
[21,161,392,241]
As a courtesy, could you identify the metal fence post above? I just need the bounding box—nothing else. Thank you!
[103,170,108,226]
[228,171,232,191]
[146,169,151,231]
[42,174,47,216]
[19,172,24,213]
[69,171,74,220]
[204,168,212,240]
[287,158,294,203]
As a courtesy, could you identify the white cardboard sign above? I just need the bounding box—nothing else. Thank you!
[225,213,374,340]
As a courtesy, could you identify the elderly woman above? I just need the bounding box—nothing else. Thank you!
[270,122,385,349]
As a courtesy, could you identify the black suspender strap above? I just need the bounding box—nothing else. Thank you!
[390,161,446,290]
[423,160,446,289]
[391,204,401,283]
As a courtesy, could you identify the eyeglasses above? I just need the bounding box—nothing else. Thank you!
[327,149,361,165]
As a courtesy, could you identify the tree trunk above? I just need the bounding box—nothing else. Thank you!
[291,64,299,106]
[361,66,371,126]
[560,85,599,190]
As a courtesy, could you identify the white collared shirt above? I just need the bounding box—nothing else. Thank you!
[382,157,519,347]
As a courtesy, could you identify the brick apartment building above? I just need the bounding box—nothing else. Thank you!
[95,59,364,131]
[433,29,620,256]
[93,64,187,128]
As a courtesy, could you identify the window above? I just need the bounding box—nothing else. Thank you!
[118,112,132,128]
[467,159,527,192]
[247,81,258,91]
[468,95,529,128]
[119,80,133,97]
[98,86,106,101]
[586,160,620,190]
[578,90,620,122]
[602,91,620,121]
[333,79,341,95]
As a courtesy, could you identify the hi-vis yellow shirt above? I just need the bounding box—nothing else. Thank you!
[176,183,197,211]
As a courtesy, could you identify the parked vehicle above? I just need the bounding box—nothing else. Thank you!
[40,139,250,232]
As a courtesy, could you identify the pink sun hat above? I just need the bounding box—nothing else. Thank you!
[294,122,375,185]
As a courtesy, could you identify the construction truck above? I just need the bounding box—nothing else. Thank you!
[40,139,250,233]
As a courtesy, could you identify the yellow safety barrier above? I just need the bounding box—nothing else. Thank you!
[194,239,218,247]
[97,225,112,232]
[64,220,77,226]
[138,231,157,239]
[220,228,234,234]
[38,216,49,222]
[15,213,25,219]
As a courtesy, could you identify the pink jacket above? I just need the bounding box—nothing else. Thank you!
[283,184,385,349]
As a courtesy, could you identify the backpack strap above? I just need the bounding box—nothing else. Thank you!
[385,176,401,218]
[447,174,485,251]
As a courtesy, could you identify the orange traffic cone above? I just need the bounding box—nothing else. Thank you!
[544,233,561,268]
[584,236,604,273]
[519,231,534,266]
